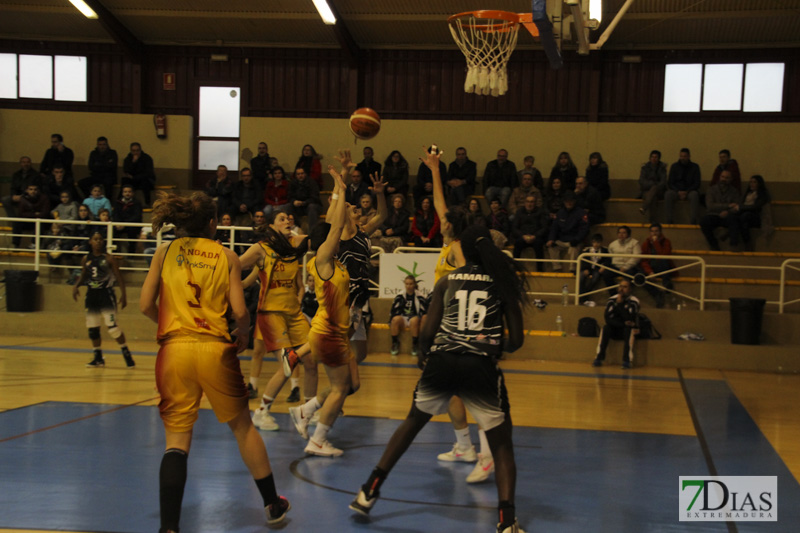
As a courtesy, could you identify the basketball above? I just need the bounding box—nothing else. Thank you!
[349,107,381,140]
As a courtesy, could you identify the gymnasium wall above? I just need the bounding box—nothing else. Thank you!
[1,108,799,189]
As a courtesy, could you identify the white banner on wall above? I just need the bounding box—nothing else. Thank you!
[379,252,440,299]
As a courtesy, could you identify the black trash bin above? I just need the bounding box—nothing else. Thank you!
[4,270,38,312]
[729,297,766,345]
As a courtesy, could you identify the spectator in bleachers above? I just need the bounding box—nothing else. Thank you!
[82,185,112,218]
[286,213,304,238]
[345,168,373,207]
[574,176,606,226]
[413,153,446,208]
[638,150,667,218]
[546,191,588,273]
[382,150,410,199]
[4,156,42,217]
[122,142,156,206]
[51,190,79,234]
[578,234,610,305]
[700,170,742,251]
[517,155,544,192]
[43,165,80,209]
[603,225,642,294]
[80,136,118,199]
[549,151,578,191]
[389,275,428,356]
[214,213,233,246]
[445,147,477,206]
[262,166,289,217]
[710,149,741,193]
[358,194,377,230]
[97,208,112,229]
[487,198,511,240]
[288,167,322,231]
[411,197,441,248]
[355,146,381,180]
[377,193,410,253]
[664,148,701,224]
[231,167,263,226]
[727,175,771,250]
[72,204,94,253]
[639,223,674,308]
[593,279,640,370]
[544,175,566,221]
[511,193,547,271]
[483,148,517,208]
[205,164,234,218]
[586,152,611,201]
[12,184,50,248]
[113,185,143,254]
[250,142,271,188]
[44,222,71,268]
[295,144,323,189]
[508,170,543,217]
[40,133,74,180]
[465,198,487,227]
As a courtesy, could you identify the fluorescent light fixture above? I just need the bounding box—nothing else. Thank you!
[69,0,98,19]
[312,0,336,25]
[589,0,602,24]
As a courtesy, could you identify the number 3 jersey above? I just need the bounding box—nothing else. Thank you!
[157,237,231,343]
[430,264,505,358]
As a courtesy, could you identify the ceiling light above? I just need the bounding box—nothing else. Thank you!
[69,0,98,19]
[590,0,602,24]
[312,0,337,25]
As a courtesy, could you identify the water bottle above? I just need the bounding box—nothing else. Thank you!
[556,315,563,333]
[561,285,569,306]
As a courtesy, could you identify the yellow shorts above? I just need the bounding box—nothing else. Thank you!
[309,329,352,368]
[156,340,247,432]
[255,311,310,352]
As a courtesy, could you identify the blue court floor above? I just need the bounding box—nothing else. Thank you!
[1,372,798,533]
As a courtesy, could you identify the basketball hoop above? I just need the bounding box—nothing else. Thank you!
[448,10,520,97]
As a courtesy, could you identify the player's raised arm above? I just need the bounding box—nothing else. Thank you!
[421,145,446,221]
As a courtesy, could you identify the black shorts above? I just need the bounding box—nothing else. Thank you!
[85,288,116,312]
[413,352,510,431]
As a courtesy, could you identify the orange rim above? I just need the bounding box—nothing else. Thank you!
[447,10,520,31]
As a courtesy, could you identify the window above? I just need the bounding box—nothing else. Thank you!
[197,86,241,171]
[0,54,88,102]
[664,62,784,113]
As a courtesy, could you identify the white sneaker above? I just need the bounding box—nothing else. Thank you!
[304,438,343,457]
[288,406,310,439]
[252,407,279,431]
[437,443,477,463]
[497,518,525,533]
[349,488,379,516]
[309,411,320,426]
[466,453,495,483]
[583,300,596,307]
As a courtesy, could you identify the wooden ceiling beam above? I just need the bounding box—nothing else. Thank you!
[83,0,144,59]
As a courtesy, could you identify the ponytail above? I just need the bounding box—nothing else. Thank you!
[151,192,216,237]
[460,225,529,310]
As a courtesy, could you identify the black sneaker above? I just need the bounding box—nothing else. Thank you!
[390,341,399,356]
[592,358,603,367]
[622,361,632,369]
[286,386,301,403]
[266,496,291,526]
[86,358,105,368]
[349,488,379,516]
[246,383,258,399]
[122,349,135,368]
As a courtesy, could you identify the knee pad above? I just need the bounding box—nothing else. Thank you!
[88,327,101,340]
[107,326,123,339]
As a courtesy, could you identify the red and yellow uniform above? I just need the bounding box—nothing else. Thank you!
[434,241,458,283]
[308,256,352,367]
[156,237,246,432]
[254,243,309,351]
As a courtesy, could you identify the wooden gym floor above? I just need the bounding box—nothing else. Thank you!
[1,335,799,532]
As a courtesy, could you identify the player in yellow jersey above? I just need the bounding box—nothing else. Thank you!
[424,146,497,483]
[238,210,316,431]
[287,163,357,457]
[140,192,290,531]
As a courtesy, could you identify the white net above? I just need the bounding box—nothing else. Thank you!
[449,12,520,97]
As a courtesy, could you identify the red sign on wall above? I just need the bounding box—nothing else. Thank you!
[163,73,176,91]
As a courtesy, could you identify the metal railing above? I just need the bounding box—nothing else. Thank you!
[779,259,800,313]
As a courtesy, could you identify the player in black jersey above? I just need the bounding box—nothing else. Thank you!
[350,225,530,533]
[72,231,134,368]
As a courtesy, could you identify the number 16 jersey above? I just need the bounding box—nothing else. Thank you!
[430,264,504,358]
[157,237,231,343]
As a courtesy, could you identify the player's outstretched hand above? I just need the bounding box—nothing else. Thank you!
[329,165,347,190]
[333,149,356,174]
[419,144,442,170]
[369,171,387,195]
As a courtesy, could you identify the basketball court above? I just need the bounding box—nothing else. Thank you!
[1,336,798,532]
